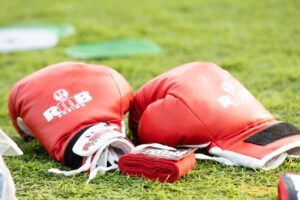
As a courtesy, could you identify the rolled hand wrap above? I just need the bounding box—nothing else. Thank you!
[118,144,196,182]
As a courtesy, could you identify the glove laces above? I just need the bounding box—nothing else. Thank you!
[48,122,134,183]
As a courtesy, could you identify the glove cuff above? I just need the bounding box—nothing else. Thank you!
[52,122,134,182]
[207,122,300,169]
[64,126,92,169]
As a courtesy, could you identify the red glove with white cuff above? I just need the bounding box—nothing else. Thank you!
[129,62,300,170]
[8,62,134,181]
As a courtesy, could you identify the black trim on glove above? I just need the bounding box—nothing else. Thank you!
[244,122,300,146]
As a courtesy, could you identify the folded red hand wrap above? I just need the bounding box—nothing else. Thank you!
[118,147,196,182]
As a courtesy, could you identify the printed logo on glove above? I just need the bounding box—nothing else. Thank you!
[217,81,254,108]
[43,89,93,122]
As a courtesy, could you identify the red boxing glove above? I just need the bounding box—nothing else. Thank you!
[8,62,134,181]
[118,144,196,182]
[129,62,300,169]
[278,174,300,200]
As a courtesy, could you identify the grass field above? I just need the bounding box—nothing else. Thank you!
[1,0,300,199]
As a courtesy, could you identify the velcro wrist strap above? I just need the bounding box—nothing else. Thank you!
[245,122,300,146]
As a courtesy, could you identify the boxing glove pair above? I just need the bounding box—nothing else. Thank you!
[8,62,192,183]
[8,61,300,182]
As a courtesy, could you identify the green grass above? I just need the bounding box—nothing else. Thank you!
[1,0,300,199]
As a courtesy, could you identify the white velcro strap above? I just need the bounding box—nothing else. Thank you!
[208,146,288,170]
[0,129,23,156]
[195,153,235,165]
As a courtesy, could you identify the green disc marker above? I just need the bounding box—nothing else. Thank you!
[6,23,75,38]
[65,39,162,59]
